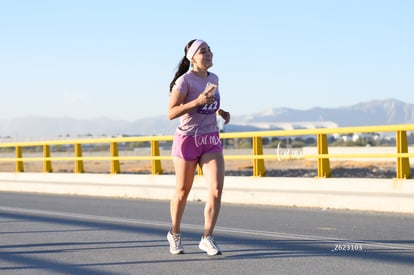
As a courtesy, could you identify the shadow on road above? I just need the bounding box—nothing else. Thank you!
[1,209,413,275]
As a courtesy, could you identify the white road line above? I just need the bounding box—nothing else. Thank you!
[1,206,413,251]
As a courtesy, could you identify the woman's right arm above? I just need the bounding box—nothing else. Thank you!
[167,88,215,120]
[167,90,198,120]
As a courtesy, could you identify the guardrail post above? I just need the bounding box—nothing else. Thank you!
[396,130,411,179]
[197,164,203,176]
[110,142,121,174]
[43,144,52,172]
[253,136,266,176]
[151,140,163,174]
[15,146,24,172]
[74,143,84,173]
[317,133,331,178]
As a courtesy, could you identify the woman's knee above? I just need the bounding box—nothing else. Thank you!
[174,188,191,202]
[208,185,223,199]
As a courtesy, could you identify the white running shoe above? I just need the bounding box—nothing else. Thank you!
[167,230,184,254]
[199,236,222,256]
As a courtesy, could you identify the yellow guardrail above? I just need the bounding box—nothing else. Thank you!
[0,124,413,179]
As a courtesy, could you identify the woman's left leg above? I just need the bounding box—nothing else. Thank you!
[199,151,225,237]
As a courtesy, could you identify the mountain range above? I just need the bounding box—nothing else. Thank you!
[1,98,414,140]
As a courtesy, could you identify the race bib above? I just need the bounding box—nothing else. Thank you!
[197,100,219,114]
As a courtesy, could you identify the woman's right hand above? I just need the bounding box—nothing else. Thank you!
[198,85,216,105]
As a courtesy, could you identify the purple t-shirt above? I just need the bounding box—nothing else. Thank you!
[172,71,221,136]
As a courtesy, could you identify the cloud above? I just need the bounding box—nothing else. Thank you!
[63,93,89,105]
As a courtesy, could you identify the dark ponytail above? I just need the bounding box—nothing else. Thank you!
[169,39,196,92]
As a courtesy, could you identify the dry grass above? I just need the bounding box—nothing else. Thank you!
[0,158,399,174]
[0,147,407,177]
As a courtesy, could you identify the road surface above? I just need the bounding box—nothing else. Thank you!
[1,191,413,274]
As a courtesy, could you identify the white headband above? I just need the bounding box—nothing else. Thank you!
[186,39,205,61]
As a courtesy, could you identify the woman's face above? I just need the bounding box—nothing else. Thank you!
[192,43,213,69]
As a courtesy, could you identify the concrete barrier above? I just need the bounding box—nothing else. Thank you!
[0,173,413,214]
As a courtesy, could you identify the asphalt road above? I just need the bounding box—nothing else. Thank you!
[0,191,413,275]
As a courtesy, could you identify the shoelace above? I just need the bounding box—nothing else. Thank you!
[204,236,217,249]
[172,234,182,247]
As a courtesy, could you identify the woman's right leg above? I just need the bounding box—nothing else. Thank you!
[170,156,197,234]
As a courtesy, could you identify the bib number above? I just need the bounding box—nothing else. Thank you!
[198,101,218,114]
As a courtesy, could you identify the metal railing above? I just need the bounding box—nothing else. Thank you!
[1,123,413,179]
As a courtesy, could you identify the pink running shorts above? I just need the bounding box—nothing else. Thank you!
[172,132,223,161]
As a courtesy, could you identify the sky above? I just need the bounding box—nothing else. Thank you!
[1,0,413,121]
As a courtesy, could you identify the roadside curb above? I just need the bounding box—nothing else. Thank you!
[1,173,413,214]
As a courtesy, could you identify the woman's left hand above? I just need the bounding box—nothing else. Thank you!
[218,109,230,124]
